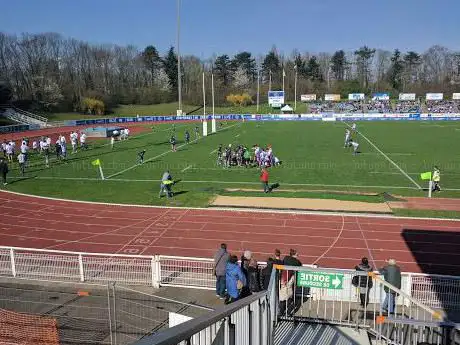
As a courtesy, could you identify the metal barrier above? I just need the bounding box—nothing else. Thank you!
[132,268,278,345]
[0,280,211,345]
[1,246,460,313]
[274,265,455,345]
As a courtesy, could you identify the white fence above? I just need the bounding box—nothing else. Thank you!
[1,246,460,311]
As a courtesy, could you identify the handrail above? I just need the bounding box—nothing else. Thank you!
[133,267,277,345]
[371,272,444,320]
[0,245,154,259]
[12,106,48,123]
[134,292,268,345]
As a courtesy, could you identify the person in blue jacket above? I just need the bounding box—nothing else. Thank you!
[225,255,247,304]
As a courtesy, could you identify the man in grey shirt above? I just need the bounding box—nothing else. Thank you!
[380,259,401,314]
[214,243,230,299]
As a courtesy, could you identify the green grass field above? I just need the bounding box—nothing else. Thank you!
[4,120,460,207]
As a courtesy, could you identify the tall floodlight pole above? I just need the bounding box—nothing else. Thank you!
[202,72,206,115]
[269,70,272,92]
[294,65,298,111]
[211,73,215,116]
[176,0,182,114]
[257,69,260,112]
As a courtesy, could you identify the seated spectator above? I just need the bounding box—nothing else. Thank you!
[426,100,459,113]
[394,100,420,113]
[367,100,392,113]
[335,101,362,113]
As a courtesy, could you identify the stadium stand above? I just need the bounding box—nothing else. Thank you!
[426,100,460,113]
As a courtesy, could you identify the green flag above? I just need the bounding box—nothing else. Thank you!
[420,171,432,180]
[92,159,101,166]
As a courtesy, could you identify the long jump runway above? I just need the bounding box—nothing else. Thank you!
[1,191,459,276]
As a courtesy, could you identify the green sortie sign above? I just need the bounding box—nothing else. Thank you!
[296,271,344,289]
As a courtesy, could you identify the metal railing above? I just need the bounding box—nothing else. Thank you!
[12,106,48,124]
[1,246,460,311]
[132,267,278,345]
[0,280,212,345]
[273,265,457,345]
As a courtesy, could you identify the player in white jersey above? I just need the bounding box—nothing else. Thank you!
[32,140,38,152]
[70,132,78,154]
[351,123,357,131]
[344,129,351,148]
[80,133,87,150]
[350,141,359,155]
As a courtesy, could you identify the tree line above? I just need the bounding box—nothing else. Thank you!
[0,32,459,114]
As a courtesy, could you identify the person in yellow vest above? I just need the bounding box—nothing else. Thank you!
[432,166,441,192]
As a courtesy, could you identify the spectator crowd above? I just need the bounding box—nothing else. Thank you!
[426,100,459,113]
[214,244,402,315]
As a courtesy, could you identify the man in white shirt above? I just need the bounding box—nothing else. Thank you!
[70,132,78,154]
[80,133,87,150]
[5,143,13,162]
[42,140,50,167]
[17,152,26,175]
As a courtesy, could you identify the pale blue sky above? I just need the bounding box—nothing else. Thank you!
[1,0,459,56]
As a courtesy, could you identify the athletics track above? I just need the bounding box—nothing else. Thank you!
[1,190,459,276]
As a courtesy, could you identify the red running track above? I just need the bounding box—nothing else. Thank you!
[0,190,460,276]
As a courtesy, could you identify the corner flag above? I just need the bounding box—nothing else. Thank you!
[420,172,432,181]
[91,159,104,180]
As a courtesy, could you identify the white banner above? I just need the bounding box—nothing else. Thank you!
[372,93,389,101]
[268,91,285,107]
[324,94,340,101]
[301,94,316,102]
[399,93,416,101]
[426,93,443,101]
[453,93,460,100]
[348,93,365,101]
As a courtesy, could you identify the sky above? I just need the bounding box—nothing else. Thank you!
[1,0,459,58]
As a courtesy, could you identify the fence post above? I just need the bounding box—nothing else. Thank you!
[78,254,85,282]
[9,248,16,277]
[151,255,161,288]
[111,282,118,345]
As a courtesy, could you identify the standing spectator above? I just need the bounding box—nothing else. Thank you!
[247,258,262,293]
[213,243,229,299]
[225,255,246,304]
[17,152,26,176]
[283,249,302,267]
[279,268,295,314]
[273,249,283,265]
[240,250,252,279]
[0,157,8,186]
[261,257,275,290]
[380,259,401,314]
[352,257,373,308]
[260,167,270,193]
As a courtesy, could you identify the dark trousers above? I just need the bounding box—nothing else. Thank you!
[216,275,226,297]
[262,181,269,193]
[19,163,25,175]
[359,288,370,307]
[1,173,6,184]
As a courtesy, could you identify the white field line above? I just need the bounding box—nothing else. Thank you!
[32,176,422,190]
[347,124,422,189]
[106,122,240,179]
[360,153,415,156]
[209,148,217,155]
[235,134,240,138]
[181,165,192,172]
[5,188,460,222]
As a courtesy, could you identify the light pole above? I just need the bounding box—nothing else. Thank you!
[294,64,298,111]
[176,0,182,115]
[268,70,272,92]
[256,69,260,112]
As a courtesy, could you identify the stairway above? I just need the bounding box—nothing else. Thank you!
[274,321,371,345]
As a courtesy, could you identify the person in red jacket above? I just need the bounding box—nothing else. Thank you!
[260,168,270,193]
